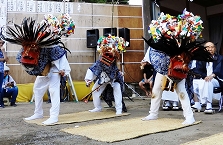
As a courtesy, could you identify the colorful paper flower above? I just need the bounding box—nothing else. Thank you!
[148,8,203,42]
[97,34,129,53]
[41,13,75,37]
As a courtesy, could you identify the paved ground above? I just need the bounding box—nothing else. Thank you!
[0,96,222,145]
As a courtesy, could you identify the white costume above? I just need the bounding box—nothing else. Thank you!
[141,9,214,125]
[84,35,127,115]
[141,48,195,125]
[25,55,71,124]
[1,15,74,125]
[85,69,123,115]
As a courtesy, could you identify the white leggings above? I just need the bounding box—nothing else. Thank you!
[149,72,194,119]
[91,79,122,113]
[33,74,60,119]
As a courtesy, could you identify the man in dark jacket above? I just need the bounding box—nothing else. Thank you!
[192,42,223,113]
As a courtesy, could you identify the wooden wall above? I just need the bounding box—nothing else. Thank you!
[5,2,144,84]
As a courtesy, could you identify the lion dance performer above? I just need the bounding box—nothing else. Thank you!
[1,14,75,125]
[84,34,128,115]
[141,9,213,125]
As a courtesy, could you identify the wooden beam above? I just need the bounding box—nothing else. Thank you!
[142,0,151,53]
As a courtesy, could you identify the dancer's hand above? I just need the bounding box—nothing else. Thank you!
[59,70,65,76]
[85,80,92,87]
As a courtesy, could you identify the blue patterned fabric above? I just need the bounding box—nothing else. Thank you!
[16,45,66,76]
[89,59,124,92]
[0,50,4,73]
[149,48,170,75]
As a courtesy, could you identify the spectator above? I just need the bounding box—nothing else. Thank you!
[0,65,18,107]
[139,62,154,97]
[192,42,223,113]
[162,90,179,110]
[0,39,8,108]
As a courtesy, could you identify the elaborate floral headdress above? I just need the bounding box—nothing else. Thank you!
[149,9,203,43]
[0,14,75,67]
[143,8,213,62]
[97,34,128,53]
[41,13,75,37]
[97,34,129,66]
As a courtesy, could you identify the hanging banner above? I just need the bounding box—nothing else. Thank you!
[55,2,64,13]
[37,1,47,13]
[17,0,26,12]
[65,3,73,14]
[7,0,17,11]
[27,0,36,12]
[47,1,54,13]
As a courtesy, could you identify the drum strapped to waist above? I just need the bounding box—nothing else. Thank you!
[167,53,189,80]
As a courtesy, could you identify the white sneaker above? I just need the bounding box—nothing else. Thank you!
[42,117,58,125]
[141,114,158,121]
[24,114,43,121]
[162,100,171,110]
[89,108,102,112]
[172,101,179,110]
[204,108,214,114]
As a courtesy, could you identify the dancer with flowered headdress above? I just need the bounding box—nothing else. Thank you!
[1,13,75,125]
[84,34,128,115]
[141,9,213,125]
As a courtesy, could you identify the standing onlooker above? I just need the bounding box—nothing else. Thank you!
[139,62,154,97]
[0,39,8,108]
[1,65,18,107]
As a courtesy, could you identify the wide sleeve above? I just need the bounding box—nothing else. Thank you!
[213,55,223,79]
[53,54,71,75]
[9,75,17,86]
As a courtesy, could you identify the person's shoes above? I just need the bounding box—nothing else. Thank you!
[42,117,58,125]
[89,108,102,112]
[204,108,215,114]
[0,105,5,108]
[182,116,195,125]
[24,114,43,121]
[10,104,17,107]
[162,100,171,110]
[141,114,158,121]
[172,106,179,110]
[172,101,179,110]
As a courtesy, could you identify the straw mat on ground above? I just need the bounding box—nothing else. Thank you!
[61,117,201,142]
[181,132,223,145]
[24,109,130,126]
